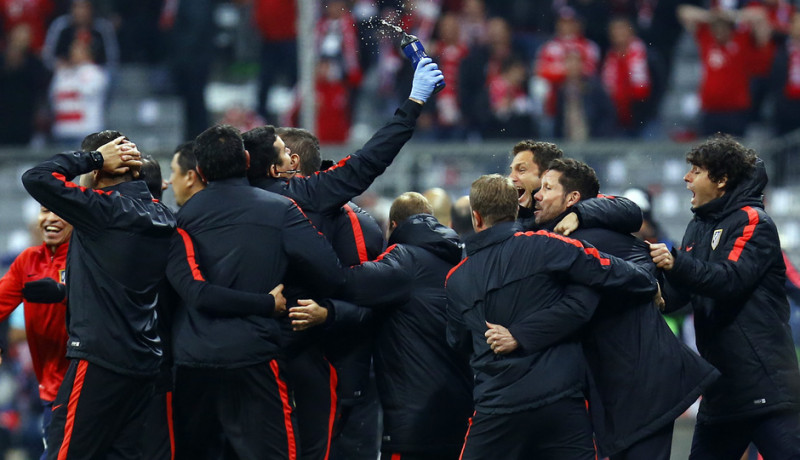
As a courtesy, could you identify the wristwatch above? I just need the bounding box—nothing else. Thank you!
[88,150,104,170]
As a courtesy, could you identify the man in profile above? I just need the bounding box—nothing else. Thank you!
[22,130,176,459]
[446,174,658,460]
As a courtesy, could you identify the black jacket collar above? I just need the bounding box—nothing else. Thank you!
[464,220,521,256]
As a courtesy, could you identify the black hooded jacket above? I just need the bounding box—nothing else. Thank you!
[340,214,473,454]
[446,221,658,414]
[664,159,800,423]
[532,213,719,456]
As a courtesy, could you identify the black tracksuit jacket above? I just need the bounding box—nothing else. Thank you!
[22,151,176,376]
[168,177,343,368]
[663,159,800,423]
[445,221,658,415]
[340,214,473,455]
[531,214,720,456]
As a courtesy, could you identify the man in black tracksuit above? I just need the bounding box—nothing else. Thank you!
[240,58,443,460]
[167,125,344,460]
[338,192,473,460]
[446,174,659,460]
[651,135,800,458]
[517,158,719,459]
[22,131,176,460]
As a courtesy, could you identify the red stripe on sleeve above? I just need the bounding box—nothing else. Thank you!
[51,172,113,195]
[445,257,469,287]
[515,230,611,266]
[728,206,759,262]
[270,360,297,460]
[783,252,800,289]
[374,244,398,262]
[343,204,369,263]
[596,193,616,199]
[176,228,205,281]
[324,361,338,460]
[57,360,89,460]
[315,155,352,175]
[391,454,402,460]
[166,391,176,460]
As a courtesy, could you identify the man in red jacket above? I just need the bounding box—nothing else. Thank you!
[0,206,72,459]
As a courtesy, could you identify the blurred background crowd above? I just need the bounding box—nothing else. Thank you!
[1,0,800,458]
[2,0,800,149]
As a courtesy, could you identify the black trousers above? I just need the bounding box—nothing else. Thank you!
[140,390,174,460]
[288,349,338,460]
[690,410,800,459]
[610,420,674,460]
[46,359,155,460]
[172,361,298,460]
[460,397,596,460]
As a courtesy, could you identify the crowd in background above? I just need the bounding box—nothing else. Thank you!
[4,0,800,148]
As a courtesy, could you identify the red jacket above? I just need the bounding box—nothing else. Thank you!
[601,38,651,127]
[0,242,69,401]
[696,24,755,112]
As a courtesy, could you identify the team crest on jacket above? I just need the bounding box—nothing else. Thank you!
[711,229,723,250]
[59,269,66,283]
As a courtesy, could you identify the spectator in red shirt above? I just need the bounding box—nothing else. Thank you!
[430,12,469,138]
[0,0,53,52]
[744,0,793,121]
[534,7,601,120]
[771,12,800,135]
[253,0,297,121]
[601,16,652,136]
[0,206,71,460]
[486,58,535,138]
[679,5,772,136]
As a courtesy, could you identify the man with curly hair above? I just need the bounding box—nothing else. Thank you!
[651,134,800,458]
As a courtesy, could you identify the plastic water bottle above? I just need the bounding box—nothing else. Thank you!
[400,33,446,95]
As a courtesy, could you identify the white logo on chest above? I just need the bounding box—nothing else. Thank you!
[711,229,723,250]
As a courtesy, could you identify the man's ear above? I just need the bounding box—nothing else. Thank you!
[244,150,251,170]
[269,164,280,178]
[195,166,207,183]
[472,210,485,232]
[566,191,581,207]
[717,175,727,190]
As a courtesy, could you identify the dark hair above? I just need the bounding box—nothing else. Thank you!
[194,125,247,182]
[140,155,163,200]
[511,140,563,175]
[173,141,198,174]
[470,174,518,227]
[686,134,757,191]
[390,192,433,225]
[276,127,320,176]
[81,130,124,151]
[546,158,600,200]
[242,125,278,182]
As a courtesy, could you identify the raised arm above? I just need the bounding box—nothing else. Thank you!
[285,59,443,213]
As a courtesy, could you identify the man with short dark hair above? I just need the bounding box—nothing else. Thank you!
[651,134,800,458]
[339,192,472,460]
[509,158,719,460]
[447,174,659,460]
[243,58,443,460]
[276,127,320,177]
[167,141,205,207]
[0,205,72,460]
[169,124,344,459]
[22,130,176,460]
[507,139,641,234]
